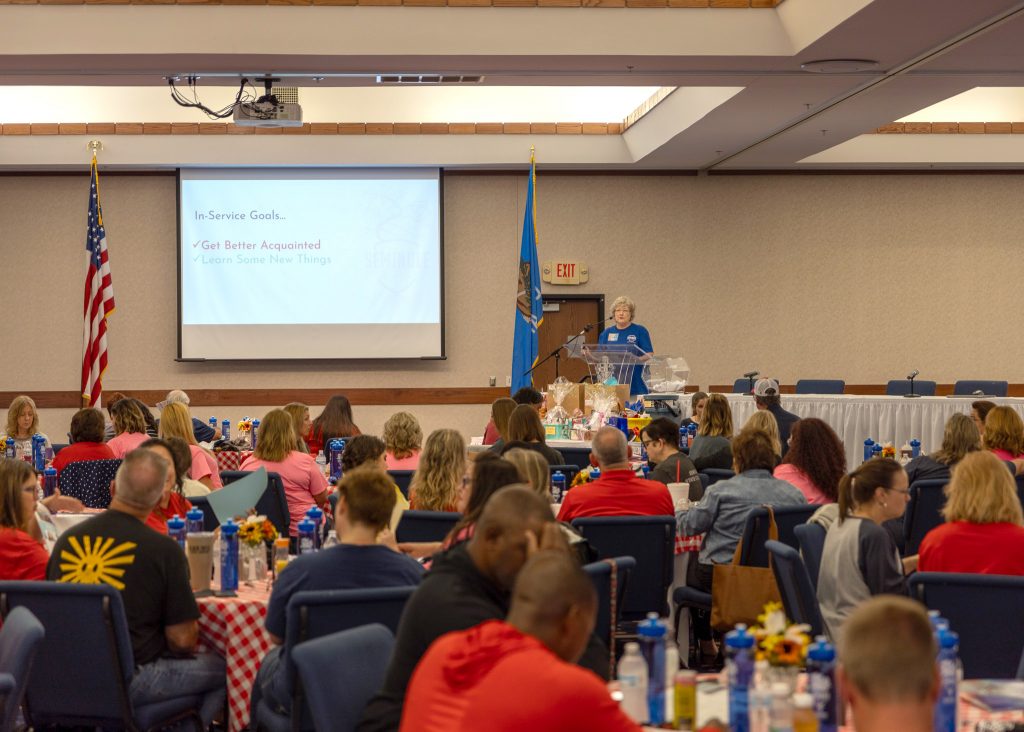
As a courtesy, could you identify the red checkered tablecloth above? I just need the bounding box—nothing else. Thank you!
[197,584,272,732]
[216,451,254,473]
[675,533,703,554]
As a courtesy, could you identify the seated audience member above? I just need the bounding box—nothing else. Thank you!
[282,402,312,454]
[970,399,997,438]
[500,404,565,467]
[817,458,913,642]
[0,459,49,580]
[157,389,219,443]
[689,393,734,471]
[342,435,411,530]
[164,436,211,498]
[358,487,605,732]
[128,397,160,438]
[483,398,516,450]
[103,391,127,441]
[52,407,115,476]
[839,597,938,732]
[48,449,225,726]
[743,410,782,465]
[409,428,466,512]
[512,386,545,413]
[307,394,361,456]
[107,398,153,459]
[444,454,524,549]
[773,417,846,505]
[982,405,1024,461]
[919,450,1024,575]
[240,409,329,536]
[679,428,807,660]
[641,418,702,501]
[558,427,673,522]
[904,413,979,485]
[401,552,640,732]
[158,402,223,489]
[383,411,424,470]
[679,391,708,430]
[503,448,550,498]
[137,438,193,534]
[254,470,424,715]
[753,378,799,453]
[3,395,51,460]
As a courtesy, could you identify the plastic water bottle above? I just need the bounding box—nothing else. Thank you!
[219,519,239,592]
[934,629,959,732]
[664,644,679,723]
[871,443,883,460]
[910,438,921,457]
[638,613,667,725]
[769,682,794,732]
[42,467,58,498]
[863,438,875,462]
[167,514,186,550]
[297,517,316,555]
[679,426,688,450]
[32,434,45,472]
[617,642,648,723]
[329,439,346,479]
[551,471,566,503]
[4,437,14,459]
[806,636,837,732]
[726,624,756,732]
[315,450,327,477]
[186,506,205,534]
[209,416,217,433]
[221,419,231,441]
[588,467,601,481]
[306,506,324,548]
[688,422,697,447]
[250,419,260,451]
[322,530,339,549]
[641,464,650,479]
[792,692,818,732]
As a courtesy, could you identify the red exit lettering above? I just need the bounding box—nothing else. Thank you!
[556,263,576,278]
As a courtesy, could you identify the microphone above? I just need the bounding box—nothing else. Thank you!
[906,369,919,380]
[743,370,759,379]
[605,313,616,320]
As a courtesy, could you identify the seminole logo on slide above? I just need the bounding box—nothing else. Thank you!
[58,535,137,590]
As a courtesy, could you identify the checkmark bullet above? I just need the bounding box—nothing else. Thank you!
[194,241,201,248]
[193,254,201,262]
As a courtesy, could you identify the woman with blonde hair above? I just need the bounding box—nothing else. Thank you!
[383,412,423,470]
[241,409,329,536]
[919,450,1024,575]
[3,395,50,460]
[283,402,312,454]
[409,429,466,512]
[503,447,550,498]
[484,397,517,451]
[690,393,734,471]
[743,410,782,462]
[500,404,565,467]
[982,406,1024,461]
[158,401,222,489]
[0,459,49,580]
[904,413,980,485]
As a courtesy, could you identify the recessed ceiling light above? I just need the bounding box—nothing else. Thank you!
[800,59,880,74]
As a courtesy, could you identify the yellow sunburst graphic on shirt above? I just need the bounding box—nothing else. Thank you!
[58,535,137,590]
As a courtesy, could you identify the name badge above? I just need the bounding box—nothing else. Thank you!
[607,333,619,342]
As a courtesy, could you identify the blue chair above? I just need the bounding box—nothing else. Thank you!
[733,378,753,394]
[571,516,675,620]
[765,540,824,637]
[702,469,735,487]
[953,380,1008,397]
[549,464,580,484]
[558,446,593,472]
[0,606,45,732]
[221,470,291,538]
[698,473,710,494]
[252,586,416,732]
[395,510,461,543]
[56,458,121,508]
[739,505,818,567]
[292,624,394,732]
[582,556,636,651]
[386,470,414,500]
[903,479,948,555]
[0,582,204,731]
[885,379,937,397]
[50,443,69,455]
[909,573,1024,679]
[793,522,826,590]
[795,380,845,395]
[1018,646,1024,680]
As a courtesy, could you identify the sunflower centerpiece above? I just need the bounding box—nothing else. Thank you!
[237,515,278,583]
[750,601,811,692]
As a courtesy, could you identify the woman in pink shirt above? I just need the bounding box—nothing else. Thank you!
[773,418,846,505]
[240,409,329,536]
[383,411,423,470]
[106,399,152,459]
[158,402,223,489]
[982,406,1024,461]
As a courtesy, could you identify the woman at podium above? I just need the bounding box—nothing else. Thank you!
[598,295,653,396]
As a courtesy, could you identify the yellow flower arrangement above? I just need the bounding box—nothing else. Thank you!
[237,417,254,433]
[238,515,278,547]
[881,443,896,459]
[751,602,811,667]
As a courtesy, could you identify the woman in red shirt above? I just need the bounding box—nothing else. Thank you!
[52,407,115,476]
[137,438,193,534]
[919,450,1024,575]
[0,459,49,580]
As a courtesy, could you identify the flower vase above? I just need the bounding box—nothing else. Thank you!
[240,543,265,583]
[766,665,800,695]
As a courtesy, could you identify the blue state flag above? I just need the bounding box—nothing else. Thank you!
[511,154,543,394]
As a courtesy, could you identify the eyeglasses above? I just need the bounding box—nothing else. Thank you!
[885,486,910,496]
[640,439,659,449]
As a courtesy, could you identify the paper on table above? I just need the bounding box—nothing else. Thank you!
[205,467,269,524]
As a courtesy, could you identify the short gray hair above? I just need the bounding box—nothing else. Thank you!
[610,296,635,320]
[591,426,628,467]
[164,389,190,406]
[114,449,169,510]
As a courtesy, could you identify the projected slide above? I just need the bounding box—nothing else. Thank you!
[178,168,443,360]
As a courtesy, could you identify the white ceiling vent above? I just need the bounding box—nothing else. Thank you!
[376,75,484,85]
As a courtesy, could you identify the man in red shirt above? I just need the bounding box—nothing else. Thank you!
[558,426,673,522]
[400,551,640,732]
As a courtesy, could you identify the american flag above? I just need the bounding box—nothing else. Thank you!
[81,155,115,407]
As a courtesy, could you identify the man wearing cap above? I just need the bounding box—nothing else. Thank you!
[753,378,799,454]
[157,390,220,443]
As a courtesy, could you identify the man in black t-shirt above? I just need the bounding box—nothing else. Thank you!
[48,448,225,726]
[641,417,704,502]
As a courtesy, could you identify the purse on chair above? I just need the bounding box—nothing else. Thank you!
[710,505,782,631]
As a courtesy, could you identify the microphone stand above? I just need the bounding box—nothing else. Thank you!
[904,373,921,398]
[523,319,605,383]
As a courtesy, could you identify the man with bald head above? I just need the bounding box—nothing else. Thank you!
[558,426,673,522]
[401,552,641,732]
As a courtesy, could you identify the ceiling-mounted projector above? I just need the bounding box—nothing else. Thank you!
[233,98,303,127]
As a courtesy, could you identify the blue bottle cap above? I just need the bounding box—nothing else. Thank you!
[553,470,564,479]
[187,507,204,519]
[807,637,835,662]
[724,624,755,649]
[637,612,667,638]
[44,467,57,477]
[872,443,883,452]
[864,438,874,445]
[297,518,315,533]
[221,519,239,536]
[252,419,261,426]
[910,438,920,445]
[588,468,601,480]
[168,514,185,530]
[307,507,324,520]
[937,629,959,649]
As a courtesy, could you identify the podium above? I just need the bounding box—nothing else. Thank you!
[578,344,647,391]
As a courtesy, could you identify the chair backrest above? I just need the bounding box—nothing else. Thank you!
[733,378,753,394]
[739,505,818,567]
[395,511,461,543]
[557,446,593,472]
[56,459,122,509]
[0,605,45,732]
[698,473,710,494]
[548,464,580,484]
[795,379,845,395]
[571,516,675,620]
[765,540,824,637]
[885,379,937,396]
[910,573,1024,679]
[386,470,415,500]
[0,581,135,729]
[221,470,291,538]
[292,624,395,732]
[702,469,735,487]
[581,556,635,650]
[903,479,948,555]
[1018,645,1024,680]
[793,522,826,590]
[51,443,69,455]
[953,380,1009,397]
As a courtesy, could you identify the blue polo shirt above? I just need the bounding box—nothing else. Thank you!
[598,323,653,395]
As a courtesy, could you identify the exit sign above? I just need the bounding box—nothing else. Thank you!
[542,260,589,285]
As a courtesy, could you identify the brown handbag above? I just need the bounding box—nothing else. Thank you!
[710,505,782,631]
